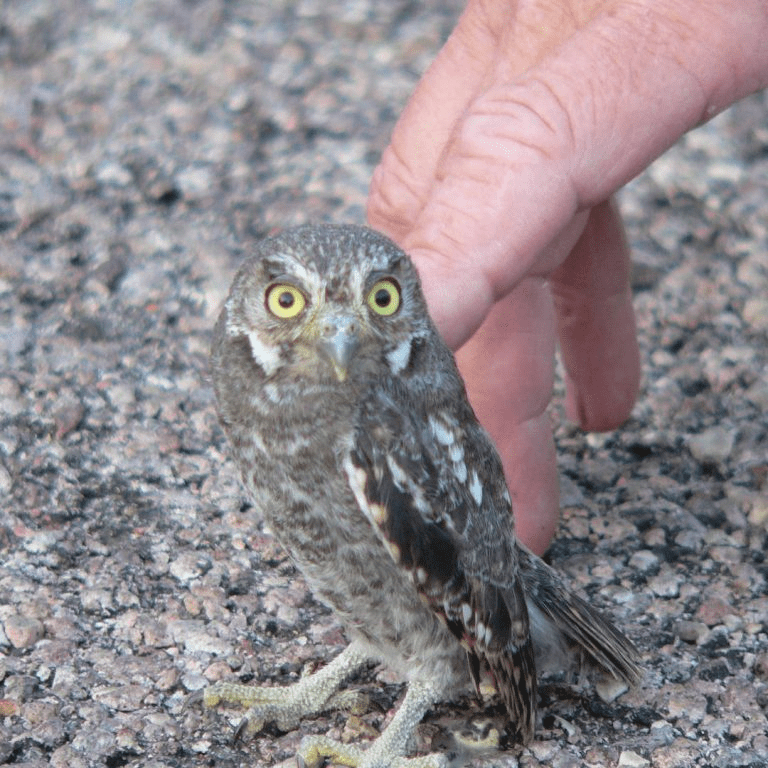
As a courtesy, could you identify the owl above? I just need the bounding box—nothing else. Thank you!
[206,224,641,767]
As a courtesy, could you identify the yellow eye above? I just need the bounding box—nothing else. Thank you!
[266,284,306,319]
[367,279,401,317]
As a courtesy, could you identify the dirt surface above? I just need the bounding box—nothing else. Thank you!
[1,2,767,767]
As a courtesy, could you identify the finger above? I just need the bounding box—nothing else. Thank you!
[455,278,559,554]
[368,0,622,242]
[550,199,640,431]
[402,0,768,349]
[401,71,584,350]
[500,413,559,556]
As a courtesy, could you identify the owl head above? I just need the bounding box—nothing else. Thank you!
[219,225,436,387]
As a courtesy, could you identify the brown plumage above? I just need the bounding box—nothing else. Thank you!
[207,224,641,767]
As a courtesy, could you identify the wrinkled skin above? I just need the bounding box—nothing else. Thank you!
[367,0,768,554]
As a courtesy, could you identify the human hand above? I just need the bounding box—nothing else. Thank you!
[367,0,768,554]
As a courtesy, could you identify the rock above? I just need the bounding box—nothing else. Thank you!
[676,620,708,644]
[91,683,150,712]
[687,427,737,465]
[618,750,650,768]
[3,615,44,649]
[742,297,768,332]
[651,737,701,768]
[628,549,660,573]
[595,675,630,703]
[648,569,682,598]
[696,596,734,627]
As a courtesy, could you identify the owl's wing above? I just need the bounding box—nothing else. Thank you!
[345,385,537,742]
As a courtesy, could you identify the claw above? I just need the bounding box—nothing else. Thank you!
[184,689,204,713]
[298,735,362,768]
[327,689,371,716]
[200,647,453,766]
[232,716,249,744]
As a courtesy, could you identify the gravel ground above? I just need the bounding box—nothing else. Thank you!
[1,2,767,767]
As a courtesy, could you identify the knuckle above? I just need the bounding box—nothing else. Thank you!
[366,147,426,238]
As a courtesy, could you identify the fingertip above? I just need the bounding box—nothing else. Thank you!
[559,280,641,432]
[563,345,640,432]
[553,200,640,432]
[406,241,495,350]
[497,413,560,557]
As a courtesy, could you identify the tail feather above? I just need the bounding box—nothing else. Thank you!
[486,631,537,743]
[517,544,642,685]
[453,577,538,743]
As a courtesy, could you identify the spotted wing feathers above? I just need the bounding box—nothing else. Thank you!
[346,402,537,742]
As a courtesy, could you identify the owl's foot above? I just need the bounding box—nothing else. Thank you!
[202,643,372,740]
[297,736,449,768]
[429,715,503,762]
[297,679,450,768]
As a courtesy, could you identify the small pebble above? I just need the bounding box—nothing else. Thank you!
[4,616,44,649]
[618,750,651,768]
[676,620,708,644]
[687,427,737,465]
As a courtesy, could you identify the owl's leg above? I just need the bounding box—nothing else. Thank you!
[203,642,372,739]
[298,679,449,768]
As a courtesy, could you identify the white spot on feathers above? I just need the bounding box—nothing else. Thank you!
[387,338,413,374]
[344,455,373,523]
[428,415,454,446]
[225,295,283,376]
[245,331,282,376]
[386,456,409,489]
[468,470,483,506]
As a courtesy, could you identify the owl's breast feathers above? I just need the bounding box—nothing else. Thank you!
[344,382,537,742]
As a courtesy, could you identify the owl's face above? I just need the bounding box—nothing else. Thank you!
[223,225,434,387]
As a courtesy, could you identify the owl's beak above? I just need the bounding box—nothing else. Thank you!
[318,318,359,382]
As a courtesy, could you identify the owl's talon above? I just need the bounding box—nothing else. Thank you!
[327,689,371,716]
[184,689,204,712]
[297,734,450,768]
[202,645,372,742]
[430,716,503,762]
[298,735,362,768]
[232,714,252,744]
[293,679,452,768]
